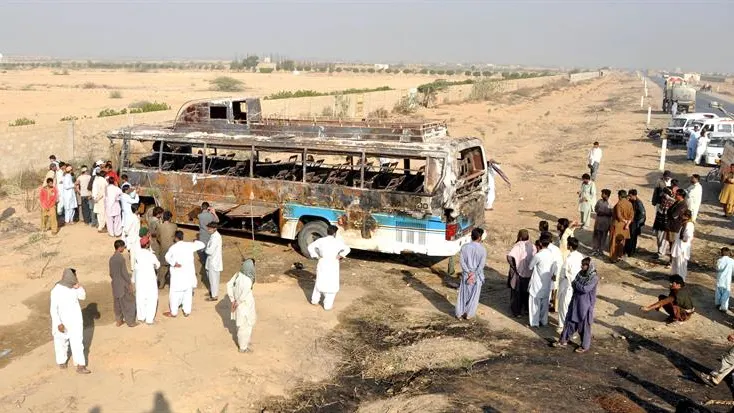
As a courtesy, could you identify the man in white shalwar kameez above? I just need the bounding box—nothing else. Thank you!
[485,164,496,210]
[123,204,141,272]
[557,238,583,333]
[164,231,205,317]
[50,268,91,374]
[528,237,558,327]
[92,170,107,232]
[61,166,78,224]
[686,174,703,222]
[133,236,160,325]
[55,162,65,217]
[120,184,140,231]
[671,210,695,281]
[227,259,257,353]
[695,133,710,166]
[307,225,351,310]
[204,222,223,301]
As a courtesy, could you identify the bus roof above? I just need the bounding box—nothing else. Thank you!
[108,125,482,158]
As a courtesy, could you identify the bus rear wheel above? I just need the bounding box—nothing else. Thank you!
[297,220,328,255]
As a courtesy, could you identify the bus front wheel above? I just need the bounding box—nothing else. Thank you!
[297,220,329,255]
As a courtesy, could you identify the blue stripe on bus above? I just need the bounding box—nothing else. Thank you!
[283,203,451,231]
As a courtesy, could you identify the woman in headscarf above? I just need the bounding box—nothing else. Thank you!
[720,164,734,217]
[554,257,598,353]
[226,259,257,353]
[50,268,91,374]
[506,229,535,317]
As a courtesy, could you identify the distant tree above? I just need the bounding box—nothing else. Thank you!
[367,68,375,73]
[464,70,472,76]
[446,70,455,75]
[419,68,429,74]
[403,69,414,74]
[385,68,393,74]
[278,60,296,71]
[472,71,481,77]
[243,56,259,70]
[335,67,343,72]
[436,70,446,75]
[229,59,242,70]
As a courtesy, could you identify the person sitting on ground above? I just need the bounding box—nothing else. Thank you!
[640,275,694,323]
[698,333,734,387]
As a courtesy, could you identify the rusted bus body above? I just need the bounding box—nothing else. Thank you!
[109,130,488,257]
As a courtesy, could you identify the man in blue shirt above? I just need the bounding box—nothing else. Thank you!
[686,124,700,161]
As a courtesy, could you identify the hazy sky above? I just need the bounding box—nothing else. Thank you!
[1,0,732,72]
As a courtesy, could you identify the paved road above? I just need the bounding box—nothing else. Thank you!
[649,76,734,116]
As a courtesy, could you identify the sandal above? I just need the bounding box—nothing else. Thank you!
[574,347,588,353]
[552,341,567,348]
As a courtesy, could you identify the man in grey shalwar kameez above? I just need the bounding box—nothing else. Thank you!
[555,257,598,352]
[455,228,487,319]
[109,240,137,327]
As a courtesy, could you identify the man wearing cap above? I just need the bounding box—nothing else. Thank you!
[75,166,93,226]
[133,235,160,325]
[50,268,91,374]
[120,183,140,231]
[92,169,107,233]
[61,165,78,225]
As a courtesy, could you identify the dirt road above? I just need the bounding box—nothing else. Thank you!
[1,73,733,412]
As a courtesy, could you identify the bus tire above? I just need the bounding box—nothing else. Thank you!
[297,220,329,255]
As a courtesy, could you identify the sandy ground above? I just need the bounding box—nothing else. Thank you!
[0,69,443,125]
[3,73,734,412]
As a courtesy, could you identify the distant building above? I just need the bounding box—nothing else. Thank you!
[374,63,389,71]
[262,56,272,64]
[256,62,276,71]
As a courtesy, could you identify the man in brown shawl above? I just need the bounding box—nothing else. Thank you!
[609,190,634,262]
[109,240,137,327]
[156,210,178,289]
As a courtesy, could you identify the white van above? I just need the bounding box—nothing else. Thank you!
[696,118,734,139]
[666,112,719,143]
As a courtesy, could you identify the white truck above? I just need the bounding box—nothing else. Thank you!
[662,76,696,114]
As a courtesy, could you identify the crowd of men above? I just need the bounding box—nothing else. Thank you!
[46,154,351,374]
[42,144,734,388]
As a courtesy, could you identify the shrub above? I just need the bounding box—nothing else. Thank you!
[109,90,122,99]
[368,107,390,118]
[209,76,244,92]
[469,79,505,101]
[127,101,170,113]
[392,96,416,115]
[385,69,393,74]
[82,81,99,89]
[9,117,35,127]
[446,70,455,75]
[60,116,78,122]
[98,108,127,117]
[259,68,274,73]
[335,67,343,73]
[52,69,70,75]
[264,86,391,100]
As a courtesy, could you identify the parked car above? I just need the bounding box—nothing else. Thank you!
[665,112,719,143]
[702,136,732,166]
